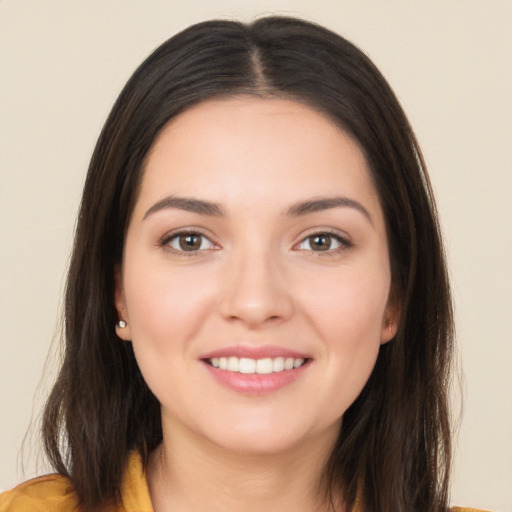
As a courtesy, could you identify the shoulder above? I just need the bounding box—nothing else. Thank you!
[0,452,151,512]
[451,508,494,512]
[0,473,79,512]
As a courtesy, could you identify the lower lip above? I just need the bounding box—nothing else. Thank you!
[202,360,310,395]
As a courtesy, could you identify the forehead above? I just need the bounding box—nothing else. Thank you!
[137,97,383,222]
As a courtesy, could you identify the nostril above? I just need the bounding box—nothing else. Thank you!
[217,268,295,327]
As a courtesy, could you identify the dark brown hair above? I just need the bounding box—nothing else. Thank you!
[42,16,453,512]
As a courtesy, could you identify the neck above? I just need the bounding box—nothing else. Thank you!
[147,417,343,512]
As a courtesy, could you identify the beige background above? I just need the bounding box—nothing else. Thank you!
[0,1,511,510]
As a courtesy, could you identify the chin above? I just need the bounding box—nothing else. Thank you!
[199,415,341,458]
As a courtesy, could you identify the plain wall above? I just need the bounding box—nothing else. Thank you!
[0,1,511,510]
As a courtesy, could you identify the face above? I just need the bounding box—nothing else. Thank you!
[115,98,398,456]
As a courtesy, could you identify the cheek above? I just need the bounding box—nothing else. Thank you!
[122,262,216,405]
[123,259,216,353]
[304,264,390,343]
[299,264,390,403]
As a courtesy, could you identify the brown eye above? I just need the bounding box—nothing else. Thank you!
[297,233,345,252]
[179,234,201,251]
[167,232,214,252]
[310,234,332,251]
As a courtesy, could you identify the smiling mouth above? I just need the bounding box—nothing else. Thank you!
[206,356,308,375]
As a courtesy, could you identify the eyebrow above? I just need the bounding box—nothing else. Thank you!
[143,196,224,219]
[143,195,373,225]
[286,197,373,225]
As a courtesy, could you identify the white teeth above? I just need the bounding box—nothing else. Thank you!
[209,356,306,374]
[227,356,239,371]
[272,357,285,372]
[256,358,273,374]
[239,358,256,374]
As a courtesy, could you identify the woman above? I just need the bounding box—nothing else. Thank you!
[0,16,488,512]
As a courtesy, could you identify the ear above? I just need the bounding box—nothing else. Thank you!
[380,289,401,344]
[114,266,132,341]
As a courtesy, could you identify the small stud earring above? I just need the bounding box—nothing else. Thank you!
[117,320,127,329]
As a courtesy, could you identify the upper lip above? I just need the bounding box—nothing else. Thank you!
[200,345,311,360]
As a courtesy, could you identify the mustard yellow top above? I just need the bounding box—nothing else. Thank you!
[0,452,491,512]
[0,452,152,512]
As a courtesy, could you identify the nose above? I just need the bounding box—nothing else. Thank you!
[218,249,294,329]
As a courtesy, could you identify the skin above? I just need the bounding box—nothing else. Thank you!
[115,97,399,511]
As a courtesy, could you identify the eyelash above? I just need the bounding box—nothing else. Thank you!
[159,229,352,257]
[159,230,218,257]
[295,230,352,256]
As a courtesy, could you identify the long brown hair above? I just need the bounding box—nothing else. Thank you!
[42,17,453,511]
